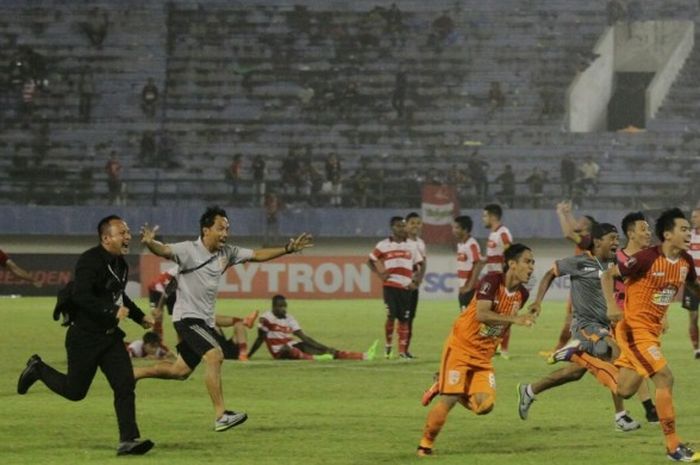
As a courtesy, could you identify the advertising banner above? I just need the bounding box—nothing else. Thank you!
[421,185,459,244]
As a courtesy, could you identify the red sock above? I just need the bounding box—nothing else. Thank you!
[385,319,395,348]
[334,350,364,360]
[398,321,410,354]
[500,327,511,352]
[690,321,699,350]
[656,388,681,452]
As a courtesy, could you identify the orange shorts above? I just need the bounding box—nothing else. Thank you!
[438,343,496,398]
[614,322,666,378]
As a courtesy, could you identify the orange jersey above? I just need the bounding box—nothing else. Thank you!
[446,273,528,368]
[620,246,697,336]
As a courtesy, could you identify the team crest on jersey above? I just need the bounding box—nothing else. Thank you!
[680,266,688,282]
[626,257,637,268]
[448,370,461,385]
[647,345,662,361]
[479,282,491,295]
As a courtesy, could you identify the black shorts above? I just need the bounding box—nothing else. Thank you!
[174,318,225,369]
[682,288,700,312]
[459,289,475,311]
[383,286,412,322]
[149,290,176,315]
[217,333,240,360]
[408,289,419,320]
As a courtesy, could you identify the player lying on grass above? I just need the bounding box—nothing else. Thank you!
[248,294,378,361]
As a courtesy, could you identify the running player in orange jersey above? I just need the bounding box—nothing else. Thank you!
[562,208,700,462]
[416,244,535,457]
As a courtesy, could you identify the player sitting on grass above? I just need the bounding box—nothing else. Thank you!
[248,294,378,361]
[127,331,174,360]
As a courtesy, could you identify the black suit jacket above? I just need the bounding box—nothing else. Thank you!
[71,245,145,333]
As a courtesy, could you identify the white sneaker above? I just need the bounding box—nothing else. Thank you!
[615,413,641,432]
[214,410,248,432]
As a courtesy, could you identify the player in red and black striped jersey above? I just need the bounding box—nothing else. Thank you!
[682,207,700,358]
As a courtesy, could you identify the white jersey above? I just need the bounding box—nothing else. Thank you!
[126,339,168,359]
[369,237,423,289]
[259,310,301,354]
[690,228,700,277]
[457,237,481,287]
[407,237,427,263]
[169,238,254,327]
[485,224,512,274]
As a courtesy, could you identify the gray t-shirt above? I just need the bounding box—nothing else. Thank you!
[169,238,254,327]
[554,253,615,328]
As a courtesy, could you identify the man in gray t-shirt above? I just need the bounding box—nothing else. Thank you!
[134,206,312,432]
[517,223,644,433]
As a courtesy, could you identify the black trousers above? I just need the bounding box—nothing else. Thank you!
[37,325,140,442]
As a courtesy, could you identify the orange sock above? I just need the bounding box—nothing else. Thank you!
[656,388,681,452]
[570,353,618,392]
[420,400,451,449]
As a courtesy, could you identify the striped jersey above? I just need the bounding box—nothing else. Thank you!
[447,273,528,368]
[258,310,301,354]
[690,228,700,276]
[456,237,481,287]
[485,225,512,274]
[620,246,697,336]
[369,237,423,289]
[147,266,178,294]
[407,237,427,263]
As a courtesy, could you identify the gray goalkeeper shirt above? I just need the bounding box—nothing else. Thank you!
[169,238,253,327]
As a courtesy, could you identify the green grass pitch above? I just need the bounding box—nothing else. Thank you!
[2,297,700,465]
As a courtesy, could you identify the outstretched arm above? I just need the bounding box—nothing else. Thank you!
[5,259,40,287]
[294,330,333,353]
[476,300,534,327]
[251,233,313,262]
[248,329,266,358]
[528,269,556,316]
[140,224,173,259]
[556,201,581,244]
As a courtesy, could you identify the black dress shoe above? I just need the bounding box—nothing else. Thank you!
[17,354,42,395]
[117,439,154,456]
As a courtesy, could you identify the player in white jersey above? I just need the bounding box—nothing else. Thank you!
[368,216,424,359]
[248,295,377,361]
[136,206,313,432]
[453,215,483,311]
[127,331,173,360]
[482,204,513,358]
[406,212,427,356]
[682,207,700,358]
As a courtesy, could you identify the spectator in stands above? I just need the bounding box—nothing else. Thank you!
[539,88,558,121]
[526,167,547,208]
[78,67,95,122]
[468,151,489,202]
[324,153,343,207]
[227,154,242,196]
[252,155,266,206]
[495,164,516,207]
[578,156,600,194]
[392,71,407,118]
[281,150,301,196]
[429,10,455,51]
[139,131,156,166]
[560,155,577,198]
[350,159,372,208]
[141,78,159,118]
[105,152,124,206]
[263,192,281,247]
[81,7,109,48]
[488,81,505,118]
[607,0,627,26]
[383,3,404,46]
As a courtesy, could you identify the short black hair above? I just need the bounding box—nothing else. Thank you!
[621,211,646,238]
[200,205,227,237]
[483,204,502,219]
[655,208,687,242]
[272,294,286,305]
[454,215,473,233]
[504,243,532,272]
[97,214,123,239]
[584,215,597,226]
[390,216,404,226]
[142,331,161,345]
[405,212,421,221]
